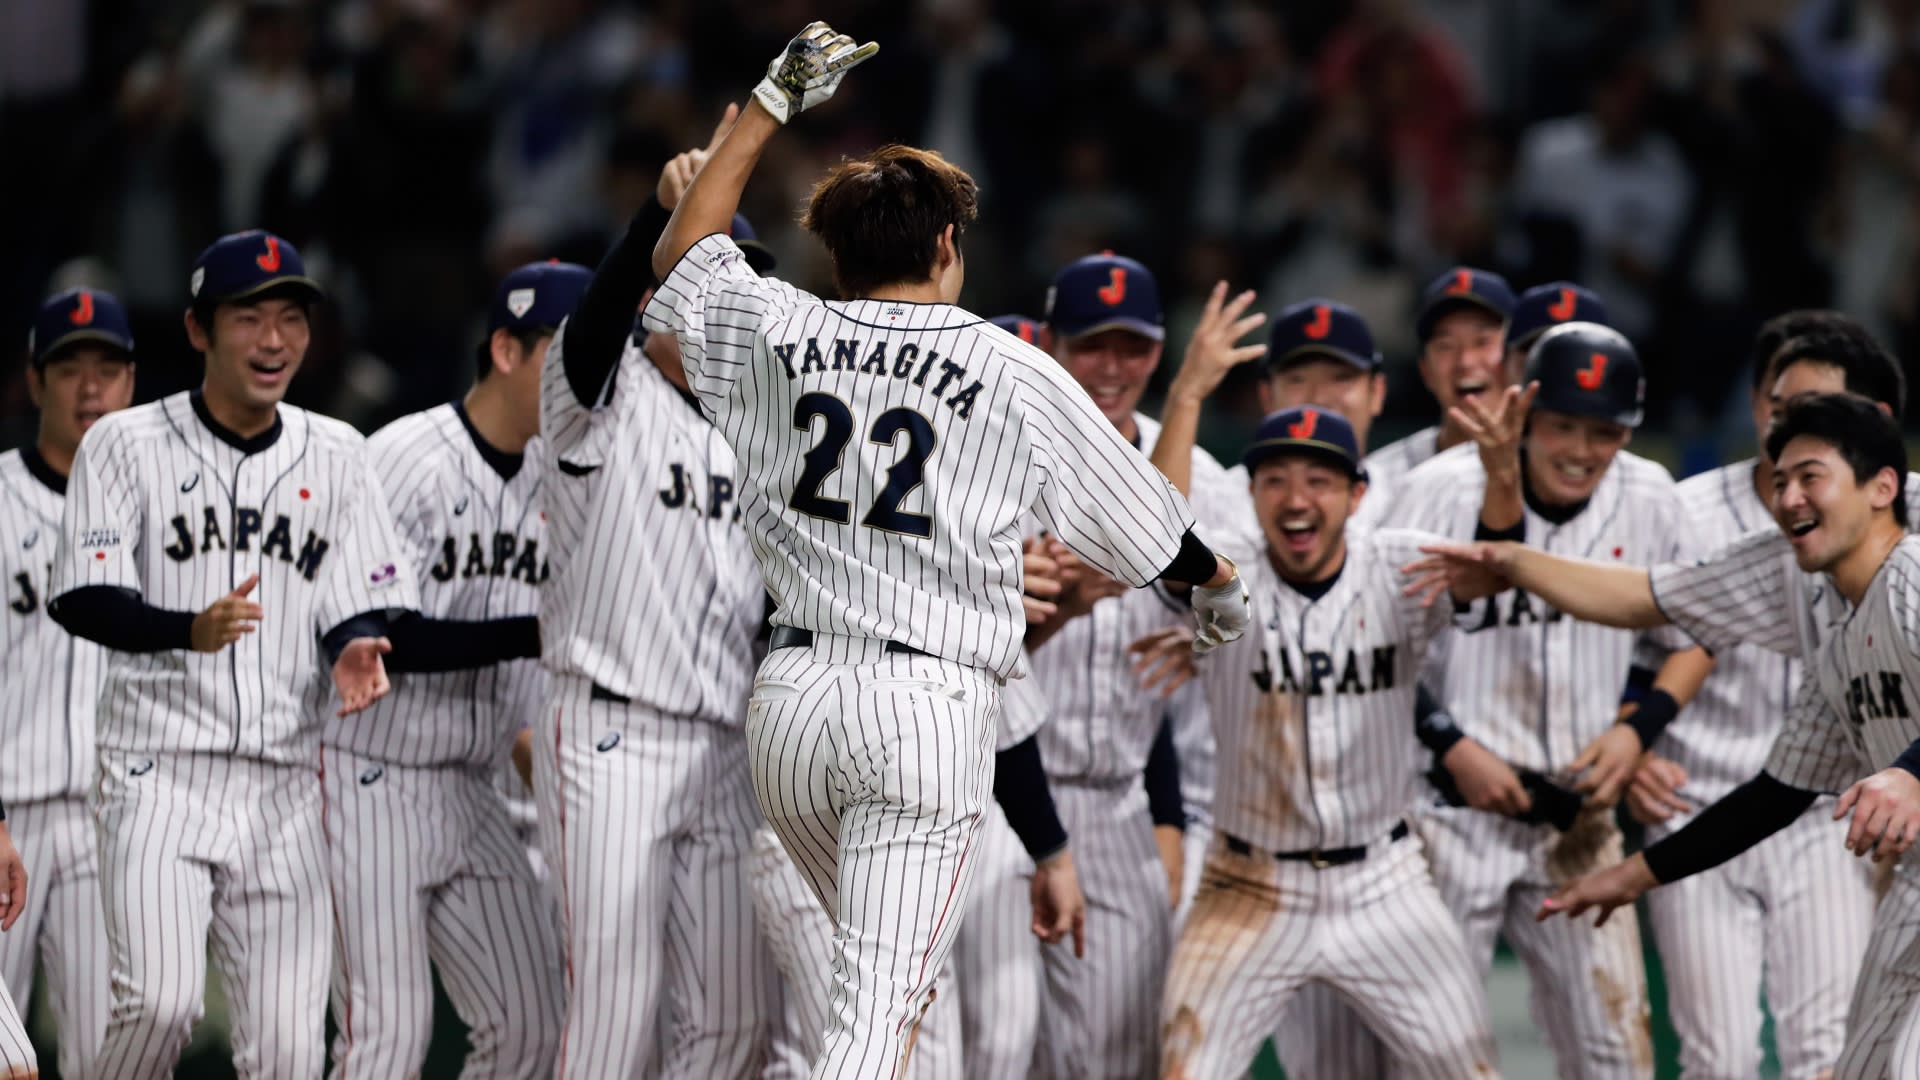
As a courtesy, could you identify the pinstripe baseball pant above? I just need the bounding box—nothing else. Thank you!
[535,675,773,1079]
[321,749,564,1078]
[1646,802,1873,1079]
[949,799,1041,1079]
[1161,830,1498,1080]
[0,981,32,1078]
[0,796,107,1078]
[747,639,998,1080]
[1832,859,1920,1079]
[91,752,332,1079]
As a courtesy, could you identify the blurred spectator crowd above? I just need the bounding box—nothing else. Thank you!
[10,0,1920,461]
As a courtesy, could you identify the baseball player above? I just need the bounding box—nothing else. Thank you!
[1381,322,1686,1078]
[0,813,28,1075]
[1362,266,1516,498]
[321,262,588,1077]
[642,22,1249,1076]
[1542,392,1920,1079]
[0,288,135,1077]
[48,229,415,1077]
[534,114,778,1077]
[1153,405,1499,1078]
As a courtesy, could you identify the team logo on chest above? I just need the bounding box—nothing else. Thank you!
[164,505,331,581]
[429,530,548,584]
[1847,670,1911,728]
[1252,642,1398,696]
[1465,588,1564,631]
[659,463,738,520]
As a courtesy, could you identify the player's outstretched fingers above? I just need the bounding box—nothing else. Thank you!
[0,849,24,932]
[333,636,394,717]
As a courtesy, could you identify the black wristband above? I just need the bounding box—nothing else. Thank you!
[994,735,1069,862]
[1414,683,1468,756]
[1621,689,1681,750]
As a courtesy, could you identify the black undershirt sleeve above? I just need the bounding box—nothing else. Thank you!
[563,195,673,408]
[1641,772,1818,885]
[317,612,541,672]
[48,585,195,653]
[994,735,1069,862]
[1414,682,1468,756]
[1145,715,1186,829]
[1157,529,1219,587]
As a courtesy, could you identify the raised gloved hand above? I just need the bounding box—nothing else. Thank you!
[751,21,880,125]
[1190,556,1250,655]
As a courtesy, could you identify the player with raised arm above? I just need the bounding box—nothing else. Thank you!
[48,230,414,1077]
[0,288,136,1078]
[321,262,586,1077]
[642,22,1248,1076]
[1542,393,1920,1079]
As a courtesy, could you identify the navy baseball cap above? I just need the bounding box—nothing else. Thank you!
[728,214,778,275]
[1242,405,1366,480]
[1044,252,1164,341]
[488,261,593,334]
[29,287,135,368]
[1415,266,1515,342]
[1267,300,1379,373]
[989,314,1044,346]
[1509,282,1609,349]
[189,229,323,307]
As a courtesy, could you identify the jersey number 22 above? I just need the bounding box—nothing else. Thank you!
[790,391,936,538]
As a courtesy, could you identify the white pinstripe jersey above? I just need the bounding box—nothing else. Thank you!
[1386,444,1686,773]
[1363,425,1440,496]
[1198,526,1454,852]
[324,404,548,767]
[1649,474,1920,664]
[1760,537,1920,794]
[537,324,763,720]
[641,234,1196,679]
[1031,414,1238,784]
[1652,461,1799,806]
[0,449,103,802]
[52,392,417,764]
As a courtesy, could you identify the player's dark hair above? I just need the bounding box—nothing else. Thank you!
[1748,310,1865,390]
[1765,392,1909,527]
[1770,328,1907,419]
[801,144,979,298]
[473,326,552,381]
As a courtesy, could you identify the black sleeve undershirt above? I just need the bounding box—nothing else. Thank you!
[1414,682,1467,756]
[994,735,1069,862]
[1158,529,1219,587]
[563,194,673,408]
[318,612,540,672]
[1641,771,1818,885]
[1144,715,1186,829]
[48,585,195,653]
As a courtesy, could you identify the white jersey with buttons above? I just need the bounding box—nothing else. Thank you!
[536,324,774,1079]
[320,403,564,1078]
[643,232,1200,1077]
[54,391,416,1078]
[1638,461,1874,1079]
[1161,524,1498,1078]
[0,448,110,1078]
[1363,424,1440,495]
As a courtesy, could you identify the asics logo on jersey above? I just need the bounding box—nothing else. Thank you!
[1252,643,1398,696]
[557,460,600,477]
[659,464,738,520]
[162,506,332,582]
[69,290,95,325]
[771,337,985,420]
[1288,409,1320,440]
[1097,267,1128,306]
[256,236,282,272]
[1547,288,1577,321]
[128,759,154,777]
[429,531,549,584]
[1576,353,1609,391]
[21,529,36,550]
[1304,305,1332,340]
[180,473,199,493]
[8,571,38,615]
[595,732,621,752]
[358,766,384,785]
[1848,671,1911,728]
[452,495,468,516]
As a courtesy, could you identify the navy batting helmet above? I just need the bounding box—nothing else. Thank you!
[1525,322,1643,428]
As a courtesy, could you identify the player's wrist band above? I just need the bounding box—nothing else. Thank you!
[1619,689,1680,750]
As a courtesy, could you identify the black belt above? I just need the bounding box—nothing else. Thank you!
[1225,821,1409,869]
[768,626,927,658]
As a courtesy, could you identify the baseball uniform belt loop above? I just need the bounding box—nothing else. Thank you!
[767,625,928,658]
[1225,821,1410,868]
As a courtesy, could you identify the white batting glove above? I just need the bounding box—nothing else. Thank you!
[1190,556,1250,655]
[751,21,880,125]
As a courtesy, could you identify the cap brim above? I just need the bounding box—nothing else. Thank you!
[1057,317,1165,342]
[206,275,325,305]
[1241,437,1365,479]
[1417,296,1508,341]
[1267,344,1377,372]
[34,329,134,367]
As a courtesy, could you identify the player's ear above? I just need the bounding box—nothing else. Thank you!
[1871,466,1901,512]
[934,224,957,276]
[489,328,517,378]
[184,307,212,353]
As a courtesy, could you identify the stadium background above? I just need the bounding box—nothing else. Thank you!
[2,0,1908,1074]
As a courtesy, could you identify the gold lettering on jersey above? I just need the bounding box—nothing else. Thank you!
[163,508,332,582]
[774,336,984,421]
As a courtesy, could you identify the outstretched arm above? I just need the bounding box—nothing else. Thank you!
[1403,540,1666,629]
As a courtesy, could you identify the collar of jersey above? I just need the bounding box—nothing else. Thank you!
[452,399,524,482]
[827,298,982,331]
[19,445,66,496]
[191,389,283,455]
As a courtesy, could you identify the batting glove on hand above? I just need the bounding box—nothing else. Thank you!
[1190,557,1250,655]
[752,21,880,125]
